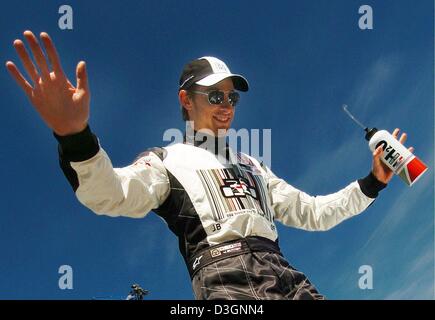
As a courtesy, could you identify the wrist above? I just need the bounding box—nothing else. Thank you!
[53,123,88,137]
[53,124,100,162]
[371,169,389,185]
[358,171,388,198]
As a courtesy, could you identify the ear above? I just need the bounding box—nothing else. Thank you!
[179,90,193,112]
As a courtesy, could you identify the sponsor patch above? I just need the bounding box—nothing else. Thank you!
[209,242,242,258]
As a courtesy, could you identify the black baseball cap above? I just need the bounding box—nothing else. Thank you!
[179,56,249,92]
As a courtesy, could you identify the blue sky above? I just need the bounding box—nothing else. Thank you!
[0,0,433,299]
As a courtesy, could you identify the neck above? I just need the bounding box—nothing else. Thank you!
[186,120,229,137]
[183,122,228,155]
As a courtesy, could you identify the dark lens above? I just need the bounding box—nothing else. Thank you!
[228,92,240,106]
[208,91,224,104]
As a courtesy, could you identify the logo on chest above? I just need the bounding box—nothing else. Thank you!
[197,166,271,222]
[220,177,258,200]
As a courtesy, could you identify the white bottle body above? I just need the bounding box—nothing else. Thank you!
[368,130,427,186]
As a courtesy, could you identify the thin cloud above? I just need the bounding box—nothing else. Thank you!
[384,254,434,300]
[292,55,403,193]
[349,54,401,119]
[308,55,433,300]
[361,148,433,252]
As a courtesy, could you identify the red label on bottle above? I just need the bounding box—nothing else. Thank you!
[407,157,428,182]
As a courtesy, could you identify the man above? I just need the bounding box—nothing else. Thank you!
[6,31,414,300]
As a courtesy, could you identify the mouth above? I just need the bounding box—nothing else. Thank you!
[213,114,232,123]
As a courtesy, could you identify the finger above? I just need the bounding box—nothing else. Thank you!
[408,146,414,153]
[13,39,39,84]
[23,30,51,81]
[399,132,407,144]
[5,61,33,96]
[76,61,89,92]
[372,146,386,173]
[40,32,65,77]
[392,128,400,139]
[373,145,383,158]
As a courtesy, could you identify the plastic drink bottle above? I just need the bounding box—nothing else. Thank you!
[343,105,428,186]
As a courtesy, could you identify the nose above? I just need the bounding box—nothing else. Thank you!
[222,94,235,108]
[218,102,233,114]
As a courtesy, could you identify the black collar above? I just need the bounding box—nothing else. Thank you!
[183,130,230,158]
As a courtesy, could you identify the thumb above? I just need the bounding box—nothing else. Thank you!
[373,145,383,158]
[76,61,89,92]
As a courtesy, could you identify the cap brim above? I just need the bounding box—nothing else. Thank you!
[195,73,249,92]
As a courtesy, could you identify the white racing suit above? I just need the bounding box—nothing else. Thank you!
[54,126,387,300]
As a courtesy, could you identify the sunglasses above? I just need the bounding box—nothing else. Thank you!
[191,90,240,107]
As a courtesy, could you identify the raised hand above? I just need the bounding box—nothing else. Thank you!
[5,30,90,136]
[372,128,415,184]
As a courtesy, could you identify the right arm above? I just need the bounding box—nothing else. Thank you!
[6,30,169,217]
[54,126,170,218]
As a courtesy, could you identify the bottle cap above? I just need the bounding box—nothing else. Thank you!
[365,127,378,141]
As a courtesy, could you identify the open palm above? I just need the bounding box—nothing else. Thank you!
[6,30,90,136]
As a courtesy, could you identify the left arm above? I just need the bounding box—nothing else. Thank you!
[263,128,412,231]
[265,167,386,231]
